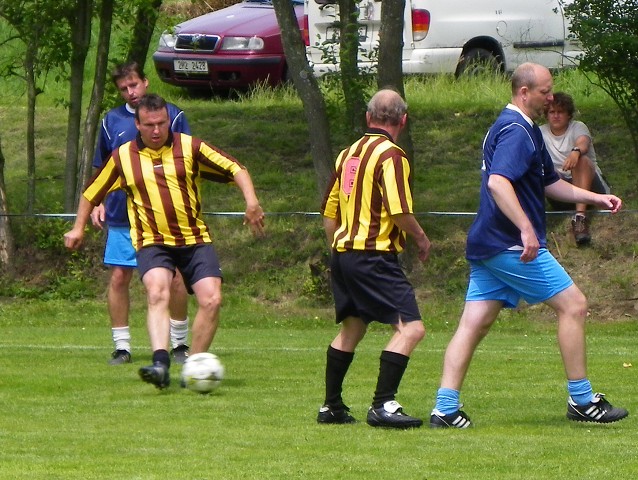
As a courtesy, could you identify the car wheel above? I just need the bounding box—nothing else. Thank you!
[456,48,502,77]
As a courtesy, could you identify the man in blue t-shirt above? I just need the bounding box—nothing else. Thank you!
[90,61,191,366]
[429,63,628,428]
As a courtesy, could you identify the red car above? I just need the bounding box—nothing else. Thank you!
[153,0,304,92]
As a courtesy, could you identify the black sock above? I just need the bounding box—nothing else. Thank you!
[324,346,354,409]
[152,349,170,368]
[372,350,409,408]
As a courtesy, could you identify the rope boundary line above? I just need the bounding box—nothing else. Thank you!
[0,209,632,219]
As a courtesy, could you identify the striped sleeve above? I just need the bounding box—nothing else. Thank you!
[380,149,413,216]
[320,149,347,219]
[191,137,245,183]
[83,156,122,206]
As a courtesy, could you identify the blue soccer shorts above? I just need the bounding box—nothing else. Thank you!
[466,248,573,308]
[104,226,136,268]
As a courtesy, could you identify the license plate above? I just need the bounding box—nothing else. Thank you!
[174,59,208,73]
[326,25,368,43]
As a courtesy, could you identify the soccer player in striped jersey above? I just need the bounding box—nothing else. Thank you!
[317,89,431,429]
[64,94,265,389]
[90,61,191,366]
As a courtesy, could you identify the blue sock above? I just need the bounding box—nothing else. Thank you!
[568,378,594,405]
[435,387,460,415]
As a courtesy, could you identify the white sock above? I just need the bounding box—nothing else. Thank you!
[170,318,189,349]
[112,326,131,353]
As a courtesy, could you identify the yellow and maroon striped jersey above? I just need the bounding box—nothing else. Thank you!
[83,133,245,250]
[320,130,414,253]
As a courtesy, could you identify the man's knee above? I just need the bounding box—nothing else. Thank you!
[403,319,426,343]
[195,286,222,313]
[110,267,133,290]
[554,287,588,319]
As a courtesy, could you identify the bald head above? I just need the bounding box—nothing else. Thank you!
[510,63,554,120]
[367,89,408,127]
[511,63,544,94]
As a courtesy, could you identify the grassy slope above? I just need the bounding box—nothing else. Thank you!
[2,70,638,322]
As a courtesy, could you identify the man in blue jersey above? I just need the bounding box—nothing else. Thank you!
[429,63,628,428]
[90,61,191,366]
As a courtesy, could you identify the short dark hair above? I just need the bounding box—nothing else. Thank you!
[135,94,167,121]
[545,91,576,118]
[111,61,146,85]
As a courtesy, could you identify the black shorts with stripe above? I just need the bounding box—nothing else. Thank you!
[330,250,421,325]
[136,243,222,294]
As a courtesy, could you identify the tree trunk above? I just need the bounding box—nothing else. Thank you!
[339,0,366,138]
[377,0,416,267]
[272,0,334,197]
[24,39,37,214]
[77,0,114,202]
[127,0,163,69]
[0,133,15,272]
[377,0,414,163]
[64,0,93,212]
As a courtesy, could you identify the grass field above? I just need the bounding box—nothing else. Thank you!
[1,298,637,479]
[2,10,638,478]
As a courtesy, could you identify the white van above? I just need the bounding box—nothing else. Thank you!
[303,0,582,76]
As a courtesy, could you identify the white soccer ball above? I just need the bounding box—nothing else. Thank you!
[181,352,225,394]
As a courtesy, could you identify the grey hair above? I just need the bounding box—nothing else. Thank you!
[367,89,407,126]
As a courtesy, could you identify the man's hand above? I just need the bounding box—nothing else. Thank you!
[243,203,265,237]
[561,150,580,171]
[64,228,85,250]
[519,225,540,263]
[90,204,106,229]
[415,234,431,263]
[596,194,622,214]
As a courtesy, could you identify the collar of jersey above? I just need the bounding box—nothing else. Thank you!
[365,127,392,141]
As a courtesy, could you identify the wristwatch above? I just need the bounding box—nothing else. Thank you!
[571,147,582,156]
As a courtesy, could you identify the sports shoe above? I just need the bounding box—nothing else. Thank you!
[138,362,170,389]
[108,350,131,365]
[571,213,591,245]
[430,407,472,429]
[317,404,357,424]
[171,344,189,365]
[366,400,423,429]
[567,393,628,423]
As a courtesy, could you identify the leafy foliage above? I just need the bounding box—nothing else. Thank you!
[0,1,75,88]
[564,0,638,159]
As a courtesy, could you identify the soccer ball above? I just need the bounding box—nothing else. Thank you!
[181,352,225,394]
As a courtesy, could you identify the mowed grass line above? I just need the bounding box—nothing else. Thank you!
[0,319,636,479]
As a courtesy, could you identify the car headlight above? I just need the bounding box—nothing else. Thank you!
[159,31,177,49]
[221,36,265,51]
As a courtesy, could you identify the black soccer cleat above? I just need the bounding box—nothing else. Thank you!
[108,349,131,366]
[366,401,423,429]
[317,404,357,424]
[170,344,190,365]
[567,393,628,424]
[430,407,472,429]
[138,362,170,389]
